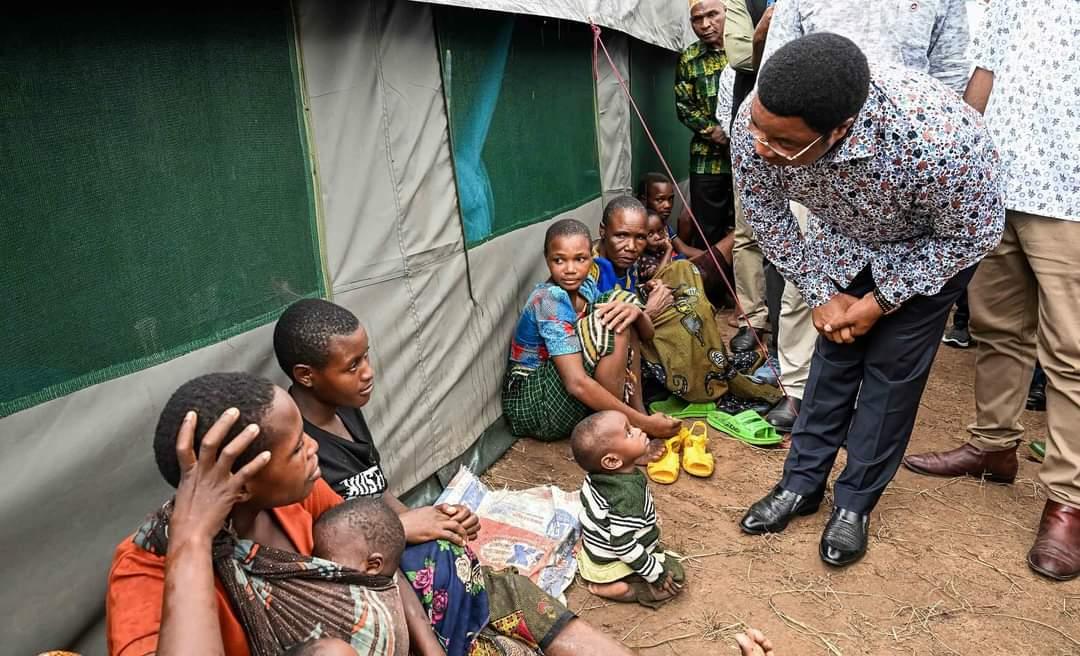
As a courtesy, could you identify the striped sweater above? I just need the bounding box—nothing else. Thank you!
[579,470,664,583]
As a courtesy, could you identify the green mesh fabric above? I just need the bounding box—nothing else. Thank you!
[0,7,323,417]
[629,39,692,187]
[434,8,601,246]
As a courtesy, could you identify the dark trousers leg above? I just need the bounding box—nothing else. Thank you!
[953,287,970,329]
[688,172,734,248]
[781,266,975,513]
[764,260,784,355]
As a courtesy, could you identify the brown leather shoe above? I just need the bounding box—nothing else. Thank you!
[1027,500,1080,581]
[902,443,1018,483]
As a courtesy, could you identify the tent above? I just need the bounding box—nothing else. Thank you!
[0,1,697,652]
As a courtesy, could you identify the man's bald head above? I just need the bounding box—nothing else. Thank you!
[690,0,725,47]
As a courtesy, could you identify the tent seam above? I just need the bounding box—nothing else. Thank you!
[372,2,445,450]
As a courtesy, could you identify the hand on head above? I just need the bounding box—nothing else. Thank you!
[169,408,271,544]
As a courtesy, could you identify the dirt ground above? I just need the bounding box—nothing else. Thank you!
[480,311,1078,655]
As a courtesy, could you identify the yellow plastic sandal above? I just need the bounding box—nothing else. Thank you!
[681,421,714,477]
[647,431,685,484]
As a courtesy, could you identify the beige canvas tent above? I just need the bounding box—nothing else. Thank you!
[0,1,697,652]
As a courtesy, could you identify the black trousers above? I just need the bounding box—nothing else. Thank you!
[764,259,784,355]
[689,172,734,247]
[780,265,975,513]
[953,287,970,328]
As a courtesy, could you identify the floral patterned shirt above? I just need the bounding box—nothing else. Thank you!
[732,66,1005,308]
[972,0,1080,222]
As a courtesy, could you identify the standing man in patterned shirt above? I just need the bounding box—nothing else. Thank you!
[752,0,971,435]
[904,0,1080,581]
[675,0,734,249]
[733,34,1004,567]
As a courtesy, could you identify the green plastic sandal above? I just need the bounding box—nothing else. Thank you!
[648,396,715,419]
[1029,440,1046,462]
[706,409,783,446]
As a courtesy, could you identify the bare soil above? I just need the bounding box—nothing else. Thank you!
[481,312,1078,655]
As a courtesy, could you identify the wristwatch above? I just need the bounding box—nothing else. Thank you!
[872,287,901,315]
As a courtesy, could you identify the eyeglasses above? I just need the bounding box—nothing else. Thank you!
[748,124,823,161]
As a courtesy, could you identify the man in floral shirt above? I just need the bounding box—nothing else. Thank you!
[732,34,1004,567]
[904,0,1080,581]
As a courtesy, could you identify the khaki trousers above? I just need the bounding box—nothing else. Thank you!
[733,192,769,330]
[777,203,816,399]
[967,211,1080,509]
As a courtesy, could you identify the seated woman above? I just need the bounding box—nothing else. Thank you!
[499,218,681,443]
[592,196,780,408]
[106,372,407,656]
[273,298,642,656]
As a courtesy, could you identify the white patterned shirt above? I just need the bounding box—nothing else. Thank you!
[763,0,971,93]
[973,0,1080,222]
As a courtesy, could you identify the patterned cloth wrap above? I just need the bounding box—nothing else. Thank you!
[503,288,642,441]
[638,260,781,405]
[132,500,403,656]
[400,540,575,656]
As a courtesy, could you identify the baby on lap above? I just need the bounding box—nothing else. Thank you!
[286,497,411,656]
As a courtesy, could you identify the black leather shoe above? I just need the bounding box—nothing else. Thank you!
[819,508,870,567]
[766,396,801,433]
[740,484,824,535]
[1026,386,1046,411]
[729,326,761,353]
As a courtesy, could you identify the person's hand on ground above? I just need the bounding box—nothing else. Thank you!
[435,503,480,541]
[399,505,470,546]
[643,282,675,319]
[170,408,271,546]
[735,628,776,656]
[595,300,644,333]
[811,293,858,343]
[642,413,681,439]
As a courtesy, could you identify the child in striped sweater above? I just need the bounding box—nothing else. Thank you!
[570,410,686,607]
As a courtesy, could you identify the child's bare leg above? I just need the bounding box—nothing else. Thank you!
[627,330,666,461]
[593,329,630,398]
[627,328,646,415]
[585,581,634,602]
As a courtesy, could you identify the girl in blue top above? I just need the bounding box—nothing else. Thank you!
[502,219,680,443]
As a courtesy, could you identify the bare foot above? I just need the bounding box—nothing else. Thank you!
[586,581,635,603]
[635,438,667,465]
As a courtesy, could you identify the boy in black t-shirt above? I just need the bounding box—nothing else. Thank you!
[272,298,480,548]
